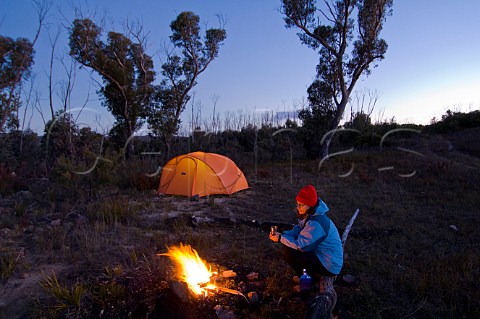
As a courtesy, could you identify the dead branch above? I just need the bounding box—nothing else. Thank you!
[341,208,359,248]
[304,208,360,319]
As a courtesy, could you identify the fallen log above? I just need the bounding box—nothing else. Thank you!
[341,208,360,248]
[304,208,360,319]
[190,214,294,232]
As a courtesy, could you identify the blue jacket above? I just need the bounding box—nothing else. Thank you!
[280,200,343,275]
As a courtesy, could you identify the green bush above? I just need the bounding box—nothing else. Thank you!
[426,110,480,133]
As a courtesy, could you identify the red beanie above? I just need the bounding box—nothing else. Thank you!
[296,184,318,207]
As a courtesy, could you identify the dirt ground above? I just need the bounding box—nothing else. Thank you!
[0,179,305,317]
[2,131,480,318]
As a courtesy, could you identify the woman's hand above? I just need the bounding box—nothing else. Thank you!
[269,231,281,243]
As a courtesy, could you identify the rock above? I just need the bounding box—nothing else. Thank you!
[76,214,89,224]
[170,281,190,303]
[29,178,49,192]
[246,272,258,280]
[342,274,357,285]
[23,225,34,233]
[50,219,61,227]
[1,228,12,237]
[247,291,259,305]
[237,281,247,293]
[214,305,237,319]
[14,190,33,202]
[191,216,213,226]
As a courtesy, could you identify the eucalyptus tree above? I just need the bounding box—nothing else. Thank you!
[69,19,155,157]
[281,0,393,158]
[0,36,35,132]
[148,11,226,155]
[299,79,336,158]
[0,0,50,133]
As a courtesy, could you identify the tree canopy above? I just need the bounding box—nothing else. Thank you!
[69,12,226,157]
[148,11,226,154]
[281,0,393,158]
[69,19,156,156]
[0,36,35,132]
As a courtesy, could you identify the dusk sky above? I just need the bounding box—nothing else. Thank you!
[2,0,480,134]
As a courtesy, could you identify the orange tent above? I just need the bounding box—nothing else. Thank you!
[158,151,249,197]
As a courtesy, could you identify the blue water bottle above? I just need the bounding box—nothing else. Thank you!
[299,268,312,300]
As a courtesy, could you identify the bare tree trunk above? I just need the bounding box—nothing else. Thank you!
[47,28,60,120]
[126,124,134,159]
[320,99,348,158]
[161,134,171,163]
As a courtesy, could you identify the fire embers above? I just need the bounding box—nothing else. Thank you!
[159,243,264,318]
[160,243,216,296]
[159,243,255,301]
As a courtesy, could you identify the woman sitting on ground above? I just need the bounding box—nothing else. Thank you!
[269,184,343,287]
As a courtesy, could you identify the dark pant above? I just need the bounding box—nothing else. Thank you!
[281,245,335,283]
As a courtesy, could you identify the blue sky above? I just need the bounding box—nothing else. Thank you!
[2,0,480,134]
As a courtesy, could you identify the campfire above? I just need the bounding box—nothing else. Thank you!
[160,243,217,296]
[160,243,245,299]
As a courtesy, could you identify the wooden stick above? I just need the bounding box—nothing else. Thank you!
[341,208,360,248]
[206,286,249,302]
[304,208,360,319]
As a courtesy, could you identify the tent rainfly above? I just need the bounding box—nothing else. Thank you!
[157,151,249,197]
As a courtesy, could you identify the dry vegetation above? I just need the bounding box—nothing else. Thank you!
[1,130,480,319]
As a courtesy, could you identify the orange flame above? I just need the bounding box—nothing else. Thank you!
[161,243,217,295]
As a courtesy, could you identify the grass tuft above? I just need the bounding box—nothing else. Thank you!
[88,197,137,225]
[0,252,16,280]
[40,271,87,314]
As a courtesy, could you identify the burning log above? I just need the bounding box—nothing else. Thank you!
[159,243,216,296]
[158,243,250,302]
[221,270,237,278]
[211,286,249,303]
[157,243,261,319]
